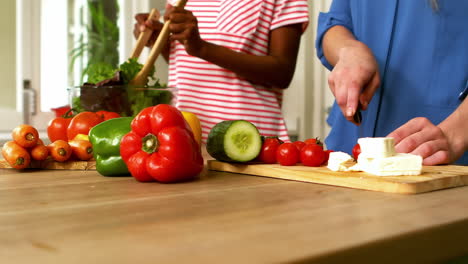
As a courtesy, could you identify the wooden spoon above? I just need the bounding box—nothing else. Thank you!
[130,0,188,86]
[130,8,160,59]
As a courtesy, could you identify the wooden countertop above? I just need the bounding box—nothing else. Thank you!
[1,167,468,263]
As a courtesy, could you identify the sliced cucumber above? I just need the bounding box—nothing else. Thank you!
[207,120,262,162]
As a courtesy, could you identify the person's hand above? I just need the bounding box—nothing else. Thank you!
[387,117,454,165]
[133,11,163,47]
[165,5,205,57]
[328,40,380,124]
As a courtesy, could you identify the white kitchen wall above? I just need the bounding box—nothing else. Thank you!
[0,0,22,134]
[0,0,27,140]
[0,0,16,111]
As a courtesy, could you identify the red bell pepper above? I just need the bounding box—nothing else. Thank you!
[120,104,204,182]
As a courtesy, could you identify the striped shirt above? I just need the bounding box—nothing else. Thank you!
[167,0,309,143]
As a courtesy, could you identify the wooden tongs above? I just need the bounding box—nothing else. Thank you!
[129,0,188,86]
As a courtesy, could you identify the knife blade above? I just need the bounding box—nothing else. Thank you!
[353,108,362,124]
[353,106,364,139]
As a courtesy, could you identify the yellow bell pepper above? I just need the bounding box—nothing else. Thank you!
[73,133,89,141]
[182,111,202,147]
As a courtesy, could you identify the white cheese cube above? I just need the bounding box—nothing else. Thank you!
[327,151,355,172]
[358,137,396,158]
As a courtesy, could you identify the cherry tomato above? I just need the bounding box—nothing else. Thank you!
[96,110,121,121]
[276,143,300,166]
[352,143,361,160]
[304,137,323,147]
[67,112,104,141]
[292,141,306,151]
[258,137,283,164]
[300,143,326,167]
[48,116,72,142]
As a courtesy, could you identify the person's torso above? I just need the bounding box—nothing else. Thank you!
[326,0,468,163]
[167,0,308,143]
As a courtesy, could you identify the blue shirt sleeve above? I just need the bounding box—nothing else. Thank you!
[315,0,354,71]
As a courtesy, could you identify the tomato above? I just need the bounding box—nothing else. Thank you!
[276,143,300,166]
[96,110,121,121]
[258,137,283,164]
[324,149,334,163]
[51,105,71,117]
[292,141,306,151]
[304,137,323,147]
[352,143,361,160]
[67,112,104,141]
[300,143,326,167]
[48,116,72,142]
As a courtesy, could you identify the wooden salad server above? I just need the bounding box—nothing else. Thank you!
[130,0,188,86]
[129,8,160,59]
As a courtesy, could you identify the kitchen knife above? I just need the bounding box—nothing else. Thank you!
[353,105,364,138]
[353,107,362,124]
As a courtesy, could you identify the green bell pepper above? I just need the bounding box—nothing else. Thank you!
[89,117,132,176]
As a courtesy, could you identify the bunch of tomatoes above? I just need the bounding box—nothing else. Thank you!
[1,110,119,170]
[257,137,334,167]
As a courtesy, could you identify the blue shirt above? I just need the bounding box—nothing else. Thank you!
[316,0,468,164]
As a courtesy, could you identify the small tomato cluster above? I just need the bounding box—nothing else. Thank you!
[47,110,119,142]
[257,137,333,167]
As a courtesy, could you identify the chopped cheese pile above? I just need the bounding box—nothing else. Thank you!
[327,137,422,176]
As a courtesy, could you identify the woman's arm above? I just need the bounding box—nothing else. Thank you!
[195,25,302,88]
[167,7,303,89]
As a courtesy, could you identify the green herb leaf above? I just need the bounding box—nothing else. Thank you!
[85,62,116,84]
[119,58,143,84]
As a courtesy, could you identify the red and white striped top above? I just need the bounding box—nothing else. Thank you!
[167,0,309,143]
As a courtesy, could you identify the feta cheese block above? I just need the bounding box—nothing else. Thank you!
[358,137,396,158]
[357,153,423,176]
[327,151,355,172]
[326,137,423,176]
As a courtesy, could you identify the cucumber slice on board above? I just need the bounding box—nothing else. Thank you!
[207,120,262,163]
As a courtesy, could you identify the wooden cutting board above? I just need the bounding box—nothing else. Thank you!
[207,160,468,194]
[0,159,96,170]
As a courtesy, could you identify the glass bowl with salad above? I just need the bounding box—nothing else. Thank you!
[68,58,176,117]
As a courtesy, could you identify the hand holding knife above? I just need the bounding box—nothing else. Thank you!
[353,106,362,125]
